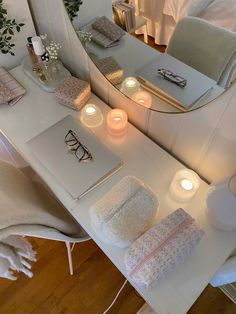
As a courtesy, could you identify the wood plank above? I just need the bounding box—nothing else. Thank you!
[0,237,235,314]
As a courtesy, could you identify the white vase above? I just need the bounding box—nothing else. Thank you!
[206,174,236,230]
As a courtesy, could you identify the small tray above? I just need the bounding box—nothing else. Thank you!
[21,56,71,93]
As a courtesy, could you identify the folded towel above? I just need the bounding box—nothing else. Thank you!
[0,81,15,105]
[90,176,158,248]
[125,208,204,288]
[0,67,26,106]
[92,16,125,42]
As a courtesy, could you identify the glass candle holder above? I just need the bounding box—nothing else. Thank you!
[106,109,128,137]
[132,91,152,108]
[121,77,140,97]
[169,169,200,202]
[80,104,103,128]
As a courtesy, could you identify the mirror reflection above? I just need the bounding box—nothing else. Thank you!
[64,0,236,113]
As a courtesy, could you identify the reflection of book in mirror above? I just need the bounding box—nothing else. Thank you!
[27,115,122,199]
[135,53,217,111]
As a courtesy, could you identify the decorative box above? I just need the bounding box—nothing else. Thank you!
[55,76,91,111]
[94,56,124,85]
[89,176,159,248]
[125,208,204,288]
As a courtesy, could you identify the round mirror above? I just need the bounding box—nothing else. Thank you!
[63,0,236,113]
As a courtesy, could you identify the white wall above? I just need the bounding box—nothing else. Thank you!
[0,0,36,70]
[29,0,236,183]
[72,0,112,29]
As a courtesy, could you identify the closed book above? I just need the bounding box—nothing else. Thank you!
[135,53,217,111]
[27,115,122,199]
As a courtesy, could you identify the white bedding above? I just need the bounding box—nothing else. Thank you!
[163,0,213,22]
[137,0,236,45]
[199,0,236,33]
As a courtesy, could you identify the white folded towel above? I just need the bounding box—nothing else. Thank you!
[90,176,159,248]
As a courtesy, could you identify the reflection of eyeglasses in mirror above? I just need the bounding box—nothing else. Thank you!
[65,130,93,162]
[157,69,187,88]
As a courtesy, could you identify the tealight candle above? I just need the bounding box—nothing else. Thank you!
[121,77,140,97]
[80,104,103,127]
[169,169,200,202]
[131,91,152,108]
[106,109,128,136]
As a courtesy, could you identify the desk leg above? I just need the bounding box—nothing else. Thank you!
[144,24,148,44]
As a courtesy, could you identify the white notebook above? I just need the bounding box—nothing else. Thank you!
[27,115,122,199]
[135,53,217,111]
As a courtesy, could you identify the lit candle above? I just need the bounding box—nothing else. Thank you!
[106,109,128,136]
[80,104,103,128]
[131,91,152,108]
[121,77,140,97]
[169,169,200,202]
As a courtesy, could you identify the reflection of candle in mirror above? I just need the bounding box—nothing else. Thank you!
[169,169,200,202]
[132,91,152,108]
[121,77,140,97]
[107,109,128,136]
[80,104,103,128]
[180,179,193,191]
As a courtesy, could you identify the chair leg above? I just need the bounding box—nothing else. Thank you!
[65,242,73,275]
[144,24,148,44]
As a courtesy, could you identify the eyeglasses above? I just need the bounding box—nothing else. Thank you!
[65,130,93,162]
[157,68,187,88]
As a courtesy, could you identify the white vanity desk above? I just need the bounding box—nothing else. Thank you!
[0,66,235,314]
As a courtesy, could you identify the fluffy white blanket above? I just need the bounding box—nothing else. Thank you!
[0,161,88,280]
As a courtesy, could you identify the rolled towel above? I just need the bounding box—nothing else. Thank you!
[90,176,159,248]
[92,16,125,42]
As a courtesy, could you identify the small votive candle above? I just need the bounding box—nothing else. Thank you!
[121,77,140,97]
[80,104,103,127]
[132,91,152,108]
[169,169,200,202]
[106,109,128,136]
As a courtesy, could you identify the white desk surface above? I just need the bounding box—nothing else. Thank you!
[1,67,235,314]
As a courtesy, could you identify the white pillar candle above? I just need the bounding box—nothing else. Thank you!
[80,104,103,128]
[121,77,140,97]
[132,91,152,108]
[106,109,128,136]
[169,169,200,202]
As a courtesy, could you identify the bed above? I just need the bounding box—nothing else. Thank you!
[136,0,236,45]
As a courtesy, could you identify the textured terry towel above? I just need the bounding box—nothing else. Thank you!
[0,161,89,279]
[90,176,158,248]
[125,208,204,288]
[166,17,236,87]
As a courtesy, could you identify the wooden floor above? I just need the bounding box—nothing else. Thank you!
[0,237,235,314]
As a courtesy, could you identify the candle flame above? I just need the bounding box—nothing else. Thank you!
[180,179,193,191]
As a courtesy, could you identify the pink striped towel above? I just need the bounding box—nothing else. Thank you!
[0,67,25,106]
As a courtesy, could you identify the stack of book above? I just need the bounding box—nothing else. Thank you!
[112,1,136,32]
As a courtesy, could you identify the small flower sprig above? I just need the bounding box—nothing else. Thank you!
[77,30,93,45]
[40,34,62,61]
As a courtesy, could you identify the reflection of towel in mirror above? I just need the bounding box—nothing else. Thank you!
[92,16,125,42]
[166,17,236,88]
[0,161,88,280]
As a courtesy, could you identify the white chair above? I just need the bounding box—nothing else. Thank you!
[0,160,90,277]
[166,16,236,88]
